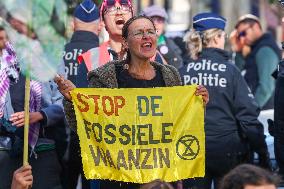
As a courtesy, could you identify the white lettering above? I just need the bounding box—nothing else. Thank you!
[186,59,227,72]
[183,73,227,87]
[214,74,219,86]
[63,49,84,61]
[187,62,194,72]
[219,64,226,72]
[73,49,78,61]
[219,78,227,87]
[65,52,73,60]
[211,63,218,71]
[183,59,228,87]
[194,63,202,71]
[191,77,198,84]
[65,63,79,76]
[203,73,208,86]
[183,75,191,85]
[208,74,214,86]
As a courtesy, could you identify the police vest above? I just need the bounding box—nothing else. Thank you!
[78,41,110,72]
[78,41,167,72]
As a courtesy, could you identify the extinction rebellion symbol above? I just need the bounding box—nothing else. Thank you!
[176,135,200,160]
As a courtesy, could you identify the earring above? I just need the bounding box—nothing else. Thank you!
[123,63,129,70]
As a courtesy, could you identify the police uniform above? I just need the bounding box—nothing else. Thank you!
[64,0,100,87]
[274,59,284,176]
[179,13,269,189]
[64,31,99,87]
[62,1,100,189]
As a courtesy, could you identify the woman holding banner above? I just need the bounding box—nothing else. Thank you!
[56,15,209,189]
[179,12,271,189]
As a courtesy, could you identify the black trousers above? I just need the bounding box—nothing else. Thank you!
[62,132,90,189]
[274,76,284,176]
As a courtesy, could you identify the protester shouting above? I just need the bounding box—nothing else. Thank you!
[78,0,134,68]
[55,15,209,189]
[79,0,168,71]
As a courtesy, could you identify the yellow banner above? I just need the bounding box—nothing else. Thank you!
[71,85,205,183]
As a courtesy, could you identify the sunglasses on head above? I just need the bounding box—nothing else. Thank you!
[104,0,130,7]
[100,0,132,18]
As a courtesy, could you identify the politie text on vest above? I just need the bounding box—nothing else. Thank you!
[183,59,227,87]
[63,48,83,76]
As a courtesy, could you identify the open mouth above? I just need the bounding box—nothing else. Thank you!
[141,42,153,49]
[115,18,125,25]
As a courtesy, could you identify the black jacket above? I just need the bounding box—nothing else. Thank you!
[244,33,281,109]
[63,30,99,87]
[274,59,284,174]
[179,48,267,155]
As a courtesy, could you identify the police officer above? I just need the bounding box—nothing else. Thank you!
[273,44,284,178]
[64,0,100,87]
[179,12,270,189]
[62,1,100,188]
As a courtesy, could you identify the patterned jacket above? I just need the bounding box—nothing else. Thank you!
[64,60,182,131]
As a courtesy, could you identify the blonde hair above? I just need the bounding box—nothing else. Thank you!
[184,28,223,60]
[140,180,174,189]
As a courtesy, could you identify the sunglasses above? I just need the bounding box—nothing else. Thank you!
[237,31,247,40]
[100,0,132,16]
[237,25,252,40]
[104,0,130,7]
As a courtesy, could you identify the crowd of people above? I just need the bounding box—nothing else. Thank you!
[0,0,283,188]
